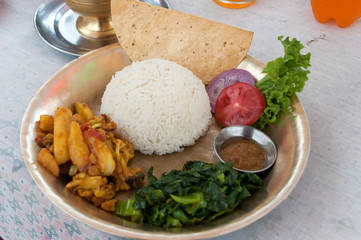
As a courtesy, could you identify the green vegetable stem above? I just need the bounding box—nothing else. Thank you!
[253,36,311,129]
[114,161,263,228]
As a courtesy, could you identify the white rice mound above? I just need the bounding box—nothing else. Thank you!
[100,58,212,155]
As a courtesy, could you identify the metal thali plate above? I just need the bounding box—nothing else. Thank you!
[33,0,170,56]
[20,43,310,239]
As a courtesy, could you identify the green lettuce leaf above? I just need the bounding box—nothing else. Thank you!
[253,36,311,129]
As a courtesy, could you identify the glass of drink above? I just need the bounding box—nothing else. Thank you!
[214,0,256,9]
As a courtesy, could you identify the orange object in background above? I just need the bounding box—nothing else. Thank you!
[214,0,255,9]
[311,0,361,27]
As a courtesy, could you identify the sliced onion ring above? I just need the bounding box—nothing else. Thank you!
[206,69,256,113]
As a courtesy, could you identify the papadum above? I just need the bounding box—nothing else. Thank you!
[111,0,253,85]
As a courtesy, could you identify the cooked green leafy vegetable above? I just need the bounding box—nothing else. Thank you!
[114,161,263,227]
[253,36,311,129]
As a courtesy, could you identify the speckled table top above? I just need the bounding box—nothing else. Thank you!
[1,0,360,239]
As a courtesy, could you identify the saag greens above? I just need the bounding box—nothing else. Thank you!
[253,36,311,129]
[115,161,263,227]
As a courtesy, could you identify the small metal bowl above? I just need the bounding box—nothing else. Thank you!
[214,125,277,173]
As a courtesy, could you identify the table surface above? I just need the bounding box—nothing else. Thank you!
[1,0,361,239]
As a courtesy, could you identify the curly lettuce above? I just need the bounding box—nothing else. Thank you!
[253,36,311,129]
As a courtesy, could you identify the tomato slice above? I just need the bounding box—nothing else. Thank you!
[214,82,265,126]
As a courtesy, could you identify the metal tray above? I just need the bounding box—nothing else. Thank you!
[20,43,310,239]
[33,0,170,56]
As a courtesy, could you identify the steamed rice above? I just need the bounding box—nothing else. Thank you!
[100,58,212,155]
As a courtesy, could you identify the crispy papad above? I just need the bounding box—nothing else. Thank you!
[111,0,253,85]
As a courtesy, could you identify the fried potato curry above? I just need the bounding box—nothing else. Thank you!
[34,102,144,212]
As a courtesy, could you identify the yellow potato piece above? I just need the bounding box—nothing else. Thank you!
[39,115,54,132]
[38,148,59,177]
[84,130,116,176]
[68,121,90,171]
[53,107,72,165]
[75,102,95,122]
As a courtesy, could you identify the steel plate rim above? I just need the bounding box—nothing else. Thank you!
[20,43,310,239]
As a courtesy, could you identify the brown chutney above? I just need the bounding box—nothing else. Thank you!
[220,139,266,171]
